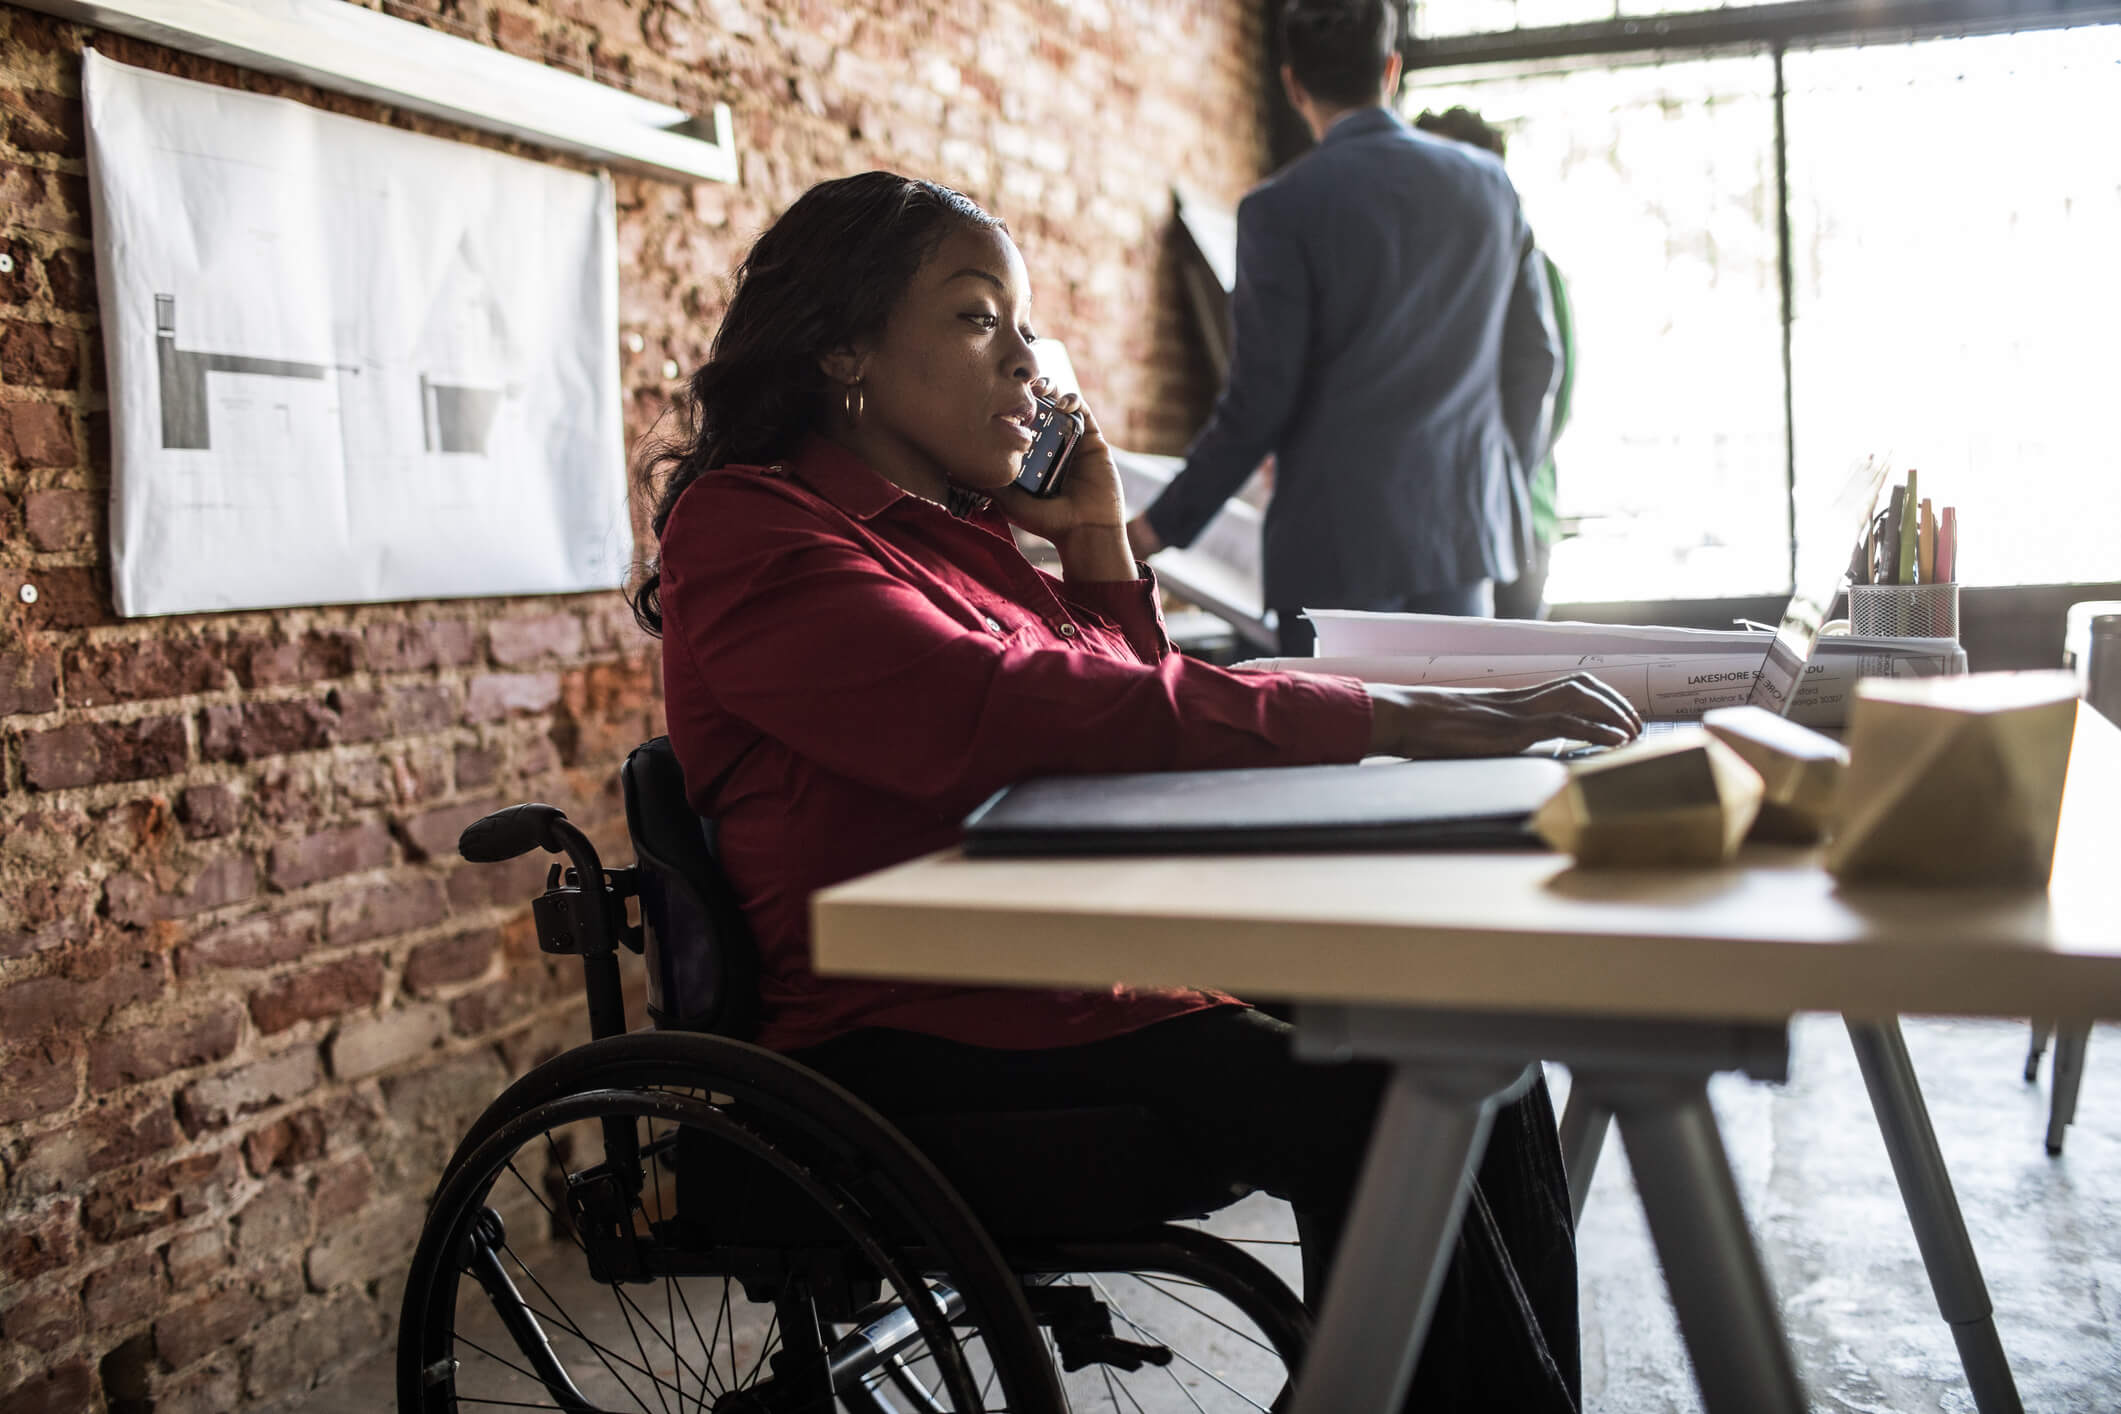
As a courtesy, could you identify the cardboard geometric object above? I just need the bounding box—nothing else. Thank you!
[1533,731,1764,868]
[1702,704,1849,844]
[1825,672,2080,888]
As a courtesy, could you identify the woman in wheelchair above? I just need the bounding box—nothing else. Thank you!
[403,170,1638,1414]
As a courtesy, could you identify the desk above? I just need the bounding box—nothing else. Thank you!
[813,705,2121,1414]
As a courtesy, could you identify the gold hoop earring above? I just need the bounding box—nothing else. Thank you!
[843,381,864,422]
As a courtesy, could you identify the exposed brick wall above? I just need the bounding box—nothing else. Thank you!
[0,0,1270,1408]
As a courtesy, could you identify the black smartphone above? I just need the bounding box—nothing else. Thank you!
[1012,394,1084,498]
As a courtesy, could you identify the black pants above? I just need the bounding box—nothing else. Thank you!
[794,1006,1580,1413]
[1493,542,1552,621]
[1275,581,1498,658]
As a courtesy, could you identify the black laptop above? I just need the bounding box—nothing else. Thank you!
[959,757,1566,857]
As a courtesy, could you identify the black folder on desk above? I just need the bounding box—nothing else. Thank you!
[961,758,1567,856]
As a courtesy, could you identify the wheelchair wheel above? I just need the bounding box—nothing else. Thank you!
[1009,1221,1309,1413]
[398,1032,1064,1413]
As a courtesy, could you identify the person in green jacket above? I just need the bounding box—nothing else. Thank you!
[1414,105,1574,619]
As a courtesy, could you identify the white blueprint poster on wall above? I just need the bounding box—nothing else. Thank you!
[82,50,627,617]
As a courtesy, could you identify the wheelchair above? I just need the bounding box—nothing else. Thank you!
[396,737,1311,1413]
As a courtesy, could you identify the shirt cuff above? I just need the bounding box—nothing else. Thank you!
[1057,563,1170,664]
[1276,671,1374,763]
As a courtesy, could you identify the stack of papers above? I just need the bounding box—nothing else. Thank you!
[1245,612,1966,727]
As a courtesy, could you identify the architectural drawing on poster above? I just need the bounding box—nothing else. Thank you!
[84,48,626,617]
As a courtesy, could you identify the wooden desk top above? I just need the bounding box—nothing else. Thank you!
[813,705,2121,1024]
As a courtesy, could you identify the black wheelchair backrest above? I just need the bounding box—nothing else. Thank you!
[620,737,762,1040]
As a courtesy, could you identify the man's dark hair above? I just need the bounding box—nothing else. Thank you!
[628,172,1003,635]
[1414,105,1507,159]
[1280,0,1400,110]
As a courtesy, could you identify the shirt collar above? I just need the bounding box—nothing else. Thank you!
[784,435,994,523]
[1318,104,1405,148]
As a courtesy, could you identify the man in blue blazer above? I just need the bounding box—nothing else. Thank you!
[1128,0,1561,656]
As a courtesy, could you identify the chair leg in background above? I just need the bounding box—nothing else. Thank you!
[2046,1024,2090,1157]
[2024,1020,2053,1083]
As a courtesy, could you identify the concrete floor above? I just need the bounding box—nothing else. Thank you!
[296,1014,2121,1411]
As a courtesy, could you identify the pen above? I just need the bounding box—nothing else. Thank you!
[1919,497,1937,584]
[1883,485,1906,585]
[1937,506,1958,584]
[1896,469,1919,585]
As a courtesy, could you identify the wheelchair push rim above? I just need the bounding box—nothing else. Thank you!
[397,1083,1058,1413]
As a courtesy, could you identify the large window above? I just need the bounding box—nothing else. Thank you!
[1401,22,2121,601]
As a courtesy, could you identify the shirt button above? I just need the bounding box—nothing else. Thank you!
[1057,622,1078,639]
[984,616,1004,635]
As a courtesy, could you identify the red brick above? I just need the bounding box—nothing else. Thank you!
[247,954,385,1034]
[391,680,456,733]
[85,1251,167,1332]
[394,796,502,862]
[309,1151,373,1228]
[233,630,359,688]
[1,1285,80,1352]
[199,698,337,763]
[362,618,478,671]
[232,1177,308,1258]
[445,850,549,914]
[1,87,84,158]
[489,612,585,665]
[11,1099,183,1199]
[177,908,320,977]
[43,245,92,312]
[82,1148,232,1243]
[0,953,163,1039]
[65,637,225,705]
[21,484,95,549]
[88,1005,245,1092]
[154,1282,267,1371]
[14,564,110,629]
[0,1198,79,1283]
[0,650,58,716]
[326,686,389,742]
[104,851,257,928]
[403,928,497,994]
[0,1358,94,1414]
[267,819,393,890]
[18,715,187,789]
[454,742,499,789]
[0,1036,78,1125]
[465,670,562,722]
[153,1356,241,1414]
[0,319,78,387]
[243,1106,327,1176]
[176,1047,322,1133]
[0,233,34,306]
[324,876,448,946]
[163,1227,230,1289]
[0,397,73,465]
[179,782,240,839]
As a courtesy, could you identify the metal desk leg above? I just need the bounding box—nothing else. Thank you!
[1286,1058,1537,1414]
[1557,1085,1613,1226]
[2046,1023,2090,1156]
[1845,1017,2023,1414]
[1607,1074,1808,1414]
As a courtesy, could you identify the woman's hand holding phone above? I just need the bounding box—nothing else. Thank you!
[993,379,1137,583]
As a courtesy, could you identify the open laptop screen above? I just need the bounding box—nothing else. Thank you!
[1746,455,1892,715]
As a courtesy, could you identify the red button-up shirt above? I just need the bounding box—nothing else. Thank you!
[658,436,1373,1052]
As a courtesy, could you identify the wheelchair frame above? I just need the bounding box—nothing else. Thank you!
[396,739,1310,1413]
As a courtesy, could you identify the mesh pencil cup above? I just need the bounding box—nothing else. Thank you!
[1848,583,1959,639]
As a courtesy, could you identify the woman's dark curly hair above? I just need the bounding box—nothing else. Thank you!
[628,171,1004,635]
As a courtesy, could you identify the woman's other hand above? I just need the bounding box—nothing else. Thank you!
[991,382,1134,580]
[1365,675,1644,758]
